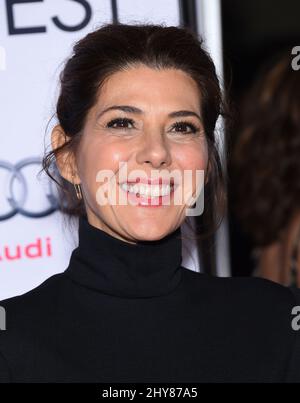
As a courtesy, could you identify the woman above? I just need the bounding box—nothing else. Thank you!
[0,23,300,383]
[232,51,300,287]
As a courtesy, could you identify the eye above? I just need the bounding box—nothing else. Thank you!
[170,121,201,135]
[106,117,135,130]
[105,117,201,135]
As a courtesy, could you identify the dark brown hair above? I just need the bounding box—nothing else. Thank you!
[41,22,228,239]
[232,50,300,246]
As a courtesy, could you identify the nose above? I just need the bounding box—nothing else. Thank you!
[136,130,172,169]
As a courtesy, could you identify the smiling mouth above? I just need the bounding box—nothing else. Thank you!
[118,181,176,207]
[119,182,174,197]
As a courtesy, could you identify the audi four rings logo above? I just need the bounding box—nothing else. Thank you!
[0,157,59,221]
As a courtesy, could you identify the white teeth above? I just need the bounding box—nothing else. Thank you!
[120,183,173,197]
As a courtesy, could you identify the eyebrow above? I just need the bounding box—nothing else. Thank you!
[96,105,202,122]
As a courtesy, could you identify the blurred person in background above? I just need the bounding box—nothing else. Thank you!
[232,50,300,286]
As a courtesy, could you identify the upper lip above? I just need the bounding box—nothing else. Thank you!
[119,177,175,186]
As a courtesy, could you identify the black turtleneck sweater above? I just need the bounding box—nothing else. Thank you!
[1,215,300,383]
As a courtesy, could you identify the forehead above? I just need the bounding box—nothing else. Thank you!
[97,65,201,111]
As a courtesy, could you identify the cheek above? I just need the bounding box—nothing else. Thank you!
[175,142,208,172]
[174,143,208,200]
[77,139,129,192]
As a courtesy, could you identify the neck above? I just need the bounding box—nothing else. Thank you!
[65,215,183,298]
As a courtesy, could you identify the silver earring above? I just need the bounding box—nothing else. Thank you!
[72,174,82,200]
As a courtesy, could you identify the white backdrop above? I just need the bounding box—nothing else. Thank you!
[0,0,226,301]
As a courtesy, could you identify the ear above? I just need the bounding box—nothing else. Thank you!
[51,124,80,184]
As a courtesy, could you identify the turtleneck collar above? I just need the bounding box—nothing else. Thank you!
[65,215,183,298]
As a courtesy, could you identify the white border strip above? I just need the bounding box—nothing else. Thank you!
[195,0,231,277]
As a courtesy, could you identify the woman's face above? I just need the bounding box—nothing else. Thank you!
[61,65,208,243]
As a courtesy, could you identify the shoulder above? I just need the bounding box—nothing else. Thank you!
[181,268,300,381]
[0,272,68,330]
[0,272,70,382]
[181,267,297,309]
[180,267,299,343]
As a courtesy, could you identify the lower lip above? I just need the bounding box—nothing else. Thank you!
[119,184,175,207]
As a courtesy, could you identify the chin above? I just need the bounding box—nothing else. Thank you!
[129,224,171,242]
